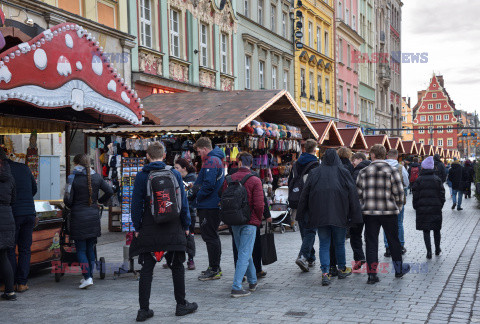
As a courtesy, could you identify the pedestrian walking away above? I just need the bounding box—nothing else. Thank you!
[297,149,362,286]
[463,160,474,199]
[408,157,421,194]
[356,144,410,284]
[192,137,226,281]
[64,154,114,289]
[129,142,197,320]
[412,156,445,259]
[433,154,447,183]
[448,158,465,211]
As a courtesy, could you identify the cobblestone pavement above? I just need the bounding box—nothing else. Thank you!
[3,190,480,323]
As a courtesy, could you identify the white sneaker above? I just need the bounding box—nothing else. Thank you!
[79,277,93,289]
[80,278,85,284]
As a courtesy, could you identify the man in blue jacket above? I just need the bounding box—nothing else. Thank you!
[193,137,225,281]
[129,142,197,320]
[4,150,37,293]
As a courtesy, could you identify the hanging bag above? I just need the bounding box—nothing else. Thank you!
[261,222,277,265]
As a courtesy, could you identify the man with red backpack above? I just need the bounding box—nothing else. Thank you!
[408,157,421,193]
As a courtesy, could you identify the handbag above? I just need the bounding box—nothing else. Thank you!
[260,222,277,265]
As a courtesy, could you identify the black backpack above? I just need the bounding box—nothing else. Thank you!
[288,161,317,209]
[147,166,182,224]
[220,173,255,226]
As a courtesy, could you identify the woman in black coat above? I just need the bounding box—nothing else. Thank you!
[412,157,445,259]
[64,154,113,289]
[0,155,17,300]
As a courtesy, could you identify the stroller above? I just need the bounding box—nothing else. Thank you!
[270,186,297,233]
[54,207,106,282]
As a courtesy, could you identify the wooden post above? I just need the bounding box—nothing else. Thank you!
[65,124,71,176]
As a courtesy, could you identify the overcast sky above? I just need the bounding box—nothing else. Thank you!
[401,0,480,113]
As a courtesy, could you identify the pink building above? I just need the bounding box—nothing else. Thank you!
[335,0,364,128]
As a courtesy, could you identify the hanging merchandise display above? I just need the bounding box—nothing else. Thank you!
[120,157,146,232]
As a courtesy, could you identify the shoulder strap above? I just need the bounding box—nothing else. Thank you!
[240,173,256,185]
[299,161,317,179]
[226,175,234,185]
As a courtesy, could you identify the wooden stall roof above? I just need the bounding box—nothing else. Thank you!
[364,134,391,150]
[437,147,444,157]
[416,143,425,156]
[423,145,434,156]
[311,120,344,147]
[389,137,405,154]
[337,128,368,150]
[402,140,418,155]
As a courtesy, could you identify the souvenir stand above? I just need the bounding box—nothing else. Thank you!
[0,22,144,272]
[84,89,319,233]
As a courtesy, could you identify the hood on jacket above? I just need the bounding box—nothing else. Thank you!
[322,149,341,166]
[184,172,197,182]
[297,152,318,165]
[208,147,226,160]
[385,159,400,168]
[434,154,441,162]
[143,161,167,172]
[354,159,371,170]
[72,165,96,175]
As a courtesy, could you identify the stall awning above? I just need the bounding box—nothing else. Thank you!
[85,90,319,139]
[416,143,425,156]
[402,140,418,155]
[364,135,391,150]
[337,128,367,150]
[437,147,444,157]
[311,121,344,147]
[389,137,405,154]
[423,145,434,156]
[0,22,144,126]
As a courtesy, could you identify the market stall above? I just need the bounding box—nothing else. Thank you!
[402,140,419,156]
[389,137,405,154]
[0,22,144,270]
[423,145,435,157]
[337,128,368,151]
[84,89,319,232]
[364,134,392,151]
[311,121,344,155]
[416,143,426,158]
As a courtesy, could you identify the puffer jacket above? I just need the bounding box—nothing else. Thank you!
[412,169,445,231]
[64,167,113,241]
[0,161,16,249]
[194,147,225,209]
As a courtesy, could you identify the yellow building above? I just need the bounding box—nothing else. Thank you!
[294,0,335,121]
[401,97,414,141]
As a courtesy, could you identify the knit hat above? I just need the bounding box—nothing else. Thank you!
[421,156,434,170]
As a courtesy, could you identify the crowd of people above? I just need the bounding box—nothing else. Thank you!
[0,137,477,322]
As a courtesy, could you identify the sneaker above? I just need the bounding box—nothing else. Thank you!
[384,248,391,257]
[175,301,198,316]
[338,267,352,279]
[395,264,411,278]
[329,266,338,277]
[1,292,17,301]
[198,268,221,281]
[187,260,196,270]
[80,278,85,284]
[295,256,309,272]
[16,284,29,293]
[352,260,366,271]
[231,289,251,298]
[457,207,463,211]
[321,273,331,286]
[136,309,154,322]
[452,203,456,210]
[367,274,380,284]
[249,283,258,292]
[308,260,316,268]
[401,247,407,255]
[256,271,267,278]
[78,277,93,289]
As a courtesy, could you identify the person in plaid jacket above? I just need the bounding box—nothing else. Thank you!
[356,144,410,284]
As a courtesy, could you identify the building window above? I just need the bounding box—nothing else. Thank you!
[200,23,208,67]
[140,0,152,48]
[436,115,442,121]
[220,33,228,74]
[339,85,344,110]
[170,9,180,58]
[433,93,437,98]
[324,32,329,56]
[347,44,351,67]
[352,15,356,30]
[308,22,313,47]
[438,139,443,146]
[283,70,288,90]
[420,115,426,121]
[316,27,321,52]
[407,129,412,134]
[259,61,265,89]
[258,0,264,25]
[436,103,441,109]
[309,72,314,99]
[271,4,276,32]
[325,77,330,103]
[339,39,343,62]
[245,55,251,89]
[438,127,443,133]
[338,1,342,19]
[428,104,433,109]
[419,127,425,134]
[317,75,323,102]
[244,0,249,17]
[300,69,306,96]
[447,125,453,133]
[353,91,357,114]
[282,12,287,38]
[428,115,433,121]
[444,114,449,120]
[447,138,453,146]
[346,88,351,112]
[419,139,424,144]
[345,8,349,25]
[272,66,277,90]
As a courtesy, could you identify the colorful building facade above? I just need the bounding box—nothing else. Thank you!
[335,0,363,128]
[294,0,336,121]
[401,97,413,141]
[358,0,375,133]
[128,0,238,97]
[412,75,460,151]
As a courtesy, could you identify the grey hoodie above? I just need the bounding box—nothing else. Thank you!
[386,159,409,188]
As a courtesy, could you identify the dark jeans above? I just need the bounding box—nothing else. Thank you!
[231,226,262,272]
[7,215,36,285]
[197,209,221,271]
[75,238,96,280]
[0,249,14,293]
[350,223,366,261]
[423,230,441,251]
[188,209,196,261]
[139,251,186,309]
[298,218,316,262]
[364,215,403,274]
[317,226,347,273]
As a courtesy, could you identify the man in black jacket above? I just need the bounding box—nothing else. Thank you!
[447,158,465,211]
[433,154,447,183]
[4,150,37,293]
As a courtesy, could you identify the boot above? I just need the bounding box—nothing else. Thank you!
[435,247,442,256]
[426,250,432,259]
[367,273,379,284]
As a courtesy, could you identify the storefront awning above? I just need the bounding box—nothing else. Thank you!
[402,140,418,155]
[0,22,144,126]
[364,134,391,150]
[389,137,405,154]
[337,127,367,150]
[311,121,344,147]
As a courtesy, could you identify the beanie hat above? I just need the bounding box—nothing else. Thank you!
[421,156,434,170]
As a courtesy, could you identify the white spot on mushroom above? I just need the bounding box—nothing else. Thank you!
[76,61,83,70]
[108,80,116,92]
[65,34,74,48]
[91,55,103,76]
[0,65,12,83]
[121,91,130,104]
[57,56,72,76]
[71,88,84,111]
[34,49,47,70]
